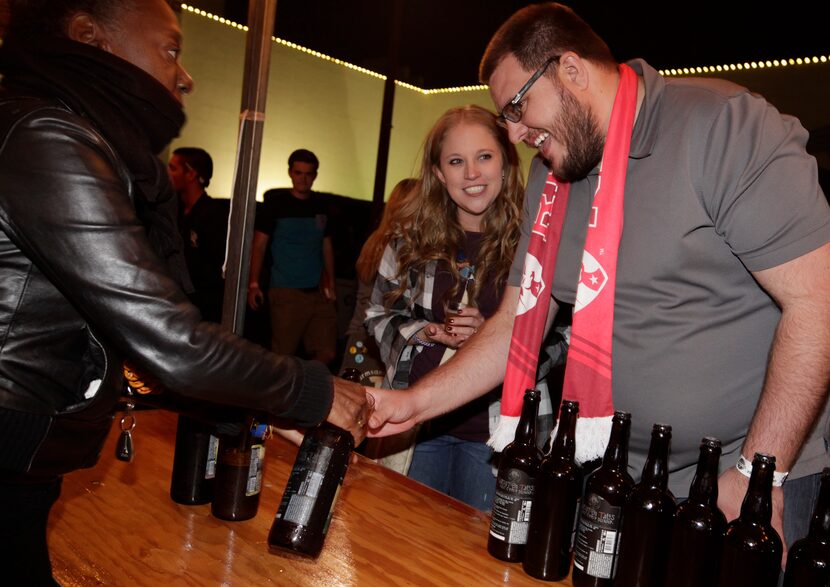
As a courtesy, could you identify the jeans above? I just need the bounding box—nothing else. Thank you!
[770,472,822,586]
[408,435,497,512]
[783,470,822,546]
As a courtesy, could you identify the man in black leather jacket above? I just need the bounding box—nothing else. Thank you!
[0,1,370,583]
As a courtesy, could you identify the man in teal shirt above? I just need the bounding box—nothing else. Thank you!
[248,149,337,366]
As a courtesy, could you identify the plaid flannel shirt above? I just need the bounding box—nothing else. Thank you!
[364,239,556,442]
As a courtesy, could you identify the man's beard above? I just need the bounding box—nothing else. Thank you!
[549,85,604,182]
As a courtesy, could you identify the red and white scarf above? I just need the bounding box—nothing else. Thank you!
[489,64,638,462]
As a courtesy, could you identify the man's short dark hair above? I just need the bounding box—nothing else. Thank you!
[479,2,616,85]
[174,147,213,188]
[5,0,178,40]
[288,149,319,172]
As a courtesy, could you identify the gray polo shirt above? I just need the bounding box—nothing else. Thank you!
[509,59,830,495]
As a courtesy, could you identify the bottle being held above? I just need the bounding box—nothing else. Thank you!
[268,368,362,558]
[169,415,220,505]
[522,400,581,581]
[783,467,830,586]
[614,423,676,587]
[487,388,543,562]
[268,425,354,557]
[664,437,726,587]
[572,410,634,587]
[210,419,267,521]
[716,453,783,587]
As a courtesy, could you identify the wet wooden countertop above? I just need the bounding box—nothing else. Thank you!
[49,408,571,586]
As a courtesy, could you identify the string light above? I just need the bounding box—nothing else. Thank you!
[180,5,827,89]
[659,54,830,76]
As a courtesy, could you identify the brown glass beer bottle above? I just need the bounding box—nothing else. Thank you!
[614,423,676,587]
[664,437,726,587]
[268,423,354,557]
[169,415,219,505]
[487,388,542,562]
[572,410,634,587]
[716,452,782,587]
[783,467,830,586]
[522,399,581,581]
[210,420,266,521]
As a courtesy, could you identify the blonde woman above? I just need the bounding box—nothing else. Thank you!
[365,105,551,510]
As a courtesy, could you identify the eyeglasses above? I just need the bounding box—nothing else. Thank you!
[499,55,560,124]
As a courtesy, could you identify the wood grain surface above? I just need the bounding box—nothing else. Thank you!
[48,409,571,586]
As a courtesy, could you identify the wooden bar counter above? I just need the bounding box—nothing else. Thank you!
[48,409,571,586]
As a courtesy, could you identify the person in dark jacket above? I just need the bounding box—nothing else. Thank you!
[0,1,370,583]
[169,146,229,323]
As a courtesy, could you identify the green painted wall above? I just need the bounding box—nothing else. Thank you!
[174,10,830,202]
[174,10,536,201]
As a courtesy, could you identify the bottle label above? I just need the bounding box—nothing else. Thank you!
[573,492,622,579]
[280,444,335,526]
[489,468,534,545]
[205,435,219,480]
[245,443,264,497]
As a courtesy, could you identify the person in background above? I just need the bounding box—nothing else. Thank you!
[368,1,830,558]
[339,177,418,387]
[168,146,229,323]
[0,2,369,583]
[248,149,338,367]
[365,105,552,511]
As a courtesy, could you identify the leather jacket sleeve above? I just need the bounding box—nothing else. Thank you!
[0,103,332,427]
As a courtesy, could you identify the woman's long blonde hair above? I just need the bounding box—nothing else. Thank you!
[355,177,418,285]
[389,105,524,307]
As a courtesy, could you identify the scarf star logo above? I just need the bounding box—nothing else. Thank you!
[575,250,608,312]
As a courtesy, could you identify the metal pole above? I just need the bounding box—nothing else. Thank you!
[221,0,278,335]
[370,0,405,228]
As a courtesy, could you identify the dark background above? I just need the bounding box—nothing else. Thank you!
[218,1,829,89]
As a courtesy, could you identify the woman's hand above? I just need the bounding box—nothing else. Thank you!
[418,306,485,349]
[269,426,306,446]
[445,306,484,341]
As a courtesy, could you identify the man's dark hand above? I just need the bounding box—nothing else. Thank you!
[327,377,371,444]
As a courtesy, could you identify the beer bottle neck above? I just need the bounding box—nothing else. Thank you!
[641,431,670,489]
[602,418,630,471]
[688,446,721,506]
[740,462,774,524]
[514,390,540,446]
[550,407,577,463]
